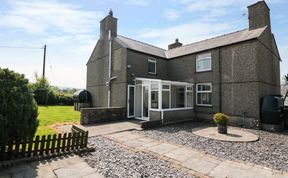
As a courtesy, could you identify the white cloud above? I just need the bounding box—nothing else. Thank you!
[0,1,103,34]
[164,9,181,20]
[125,0,150,6]
[138,22,231,49]
[0,0,103,88]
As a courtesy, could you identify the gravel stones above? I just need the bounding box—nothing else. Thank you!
[133,122,288,171]
[82,136,195,178]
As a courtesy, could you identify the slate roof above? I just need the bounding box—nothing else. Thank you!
[114,26,267,59]
[115,36,167,58]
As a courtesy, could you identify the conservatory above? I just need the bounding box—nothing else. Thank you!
[127,78,194,122]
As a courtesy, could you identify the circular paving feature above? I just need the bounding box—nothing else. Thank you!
[192,126,259,142]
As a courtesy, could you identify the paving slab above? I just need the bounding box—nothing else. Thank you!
[58,120,141,137]
[0,155,103,178]
[36,165,56,178]
[123,139,145,148]
[53,162,95,178]
[183,156,219,175]
[146,143,178,155]
[164,147,201,162]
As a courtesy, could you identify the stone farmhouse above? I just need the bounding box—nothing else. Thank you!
[85,1,281,128]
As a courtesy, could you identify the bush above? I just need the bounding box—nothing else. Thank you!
[213,113,229,125]
[0,68,39,144]
[29,76,74,106]
[54,93,74,105]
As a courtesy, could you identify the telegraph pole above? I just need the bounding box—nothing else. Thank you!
[42,44,47,77]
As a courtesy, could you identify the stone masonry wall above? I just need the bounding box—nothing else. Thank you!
[80,107,127,125]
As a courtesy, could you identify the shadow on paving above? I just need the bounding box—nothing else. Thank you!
[0,154,103,178]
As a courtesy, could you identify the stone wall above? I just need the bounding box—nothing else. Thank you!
[80,107,127,125]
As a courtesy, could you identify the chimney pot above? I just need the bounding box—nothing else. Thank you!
[168,38,182,50]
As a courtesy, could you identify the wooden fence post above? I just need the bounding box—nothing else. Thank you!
[84,131,88,148]
[0,145,6,161]
[45,135,51,155]
[40,135,46,156]
[27,137,33,157]
[56,134,62,154]
[51,134,57,154]
[14,140,20,158]
[34,136,40,157]
[66,133,72,151]
[7,141,13,160]
[71,133,76,150]
[62,133,67,153]
[21,139,27,158]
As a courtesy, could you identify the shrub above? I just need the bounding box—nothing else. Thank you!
[54,93,74,105]
[0,68,39,144]
[213,113,229,125]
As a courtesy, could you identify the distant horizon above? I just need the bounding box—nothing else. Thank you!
[1,0,287,88]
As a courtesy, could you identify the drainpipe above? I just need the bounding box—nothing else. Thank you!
[218,48,222,112]
[108,30,112,108]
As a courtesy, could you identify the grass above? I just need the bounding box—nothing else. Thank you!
[35,106,80,136]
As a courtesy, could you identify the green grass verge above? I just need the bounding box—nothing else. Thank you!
[35,106,80,136]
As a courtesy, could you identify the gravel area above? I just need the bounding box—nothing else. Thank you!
[82,136,195,178]
[133,122,288,171]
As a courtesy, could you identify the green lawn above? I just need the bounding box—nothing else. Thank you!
[35,106,80,136]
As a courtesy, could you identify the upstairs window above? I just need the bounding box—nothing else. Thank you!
[148,58,156,74]
[196,52,211,72]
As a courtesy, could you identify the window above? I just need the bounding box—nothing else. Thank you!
[196,83,212,106]
[151,82,158,109]
[162,85,170,109]
[186,86,193,107]
[196,52,211,72]
[171,86,185,108]
[148,58,156,74]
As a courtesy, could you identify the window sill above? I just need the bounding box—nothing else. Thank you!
[148,72,157,75]
[150,107,194,111]
[195,69,212,73]
[196,104,212,107]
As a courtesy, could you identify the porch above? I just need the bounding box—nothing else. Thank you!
[127,78,195,123]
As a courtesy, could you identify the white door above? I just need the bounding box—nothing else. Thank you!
[127,85,135,118]
[141,84,149,120]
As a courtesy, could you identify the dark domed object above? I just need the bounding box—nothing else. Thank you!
[73,90,91,103]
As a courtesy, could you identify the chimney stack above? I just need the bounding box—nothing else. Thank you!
[168,38,182,50]
[248,1,271,31]
[100,9,117,39]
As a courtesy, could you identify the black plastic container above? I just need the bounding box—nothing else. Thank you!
[261,95,284,125]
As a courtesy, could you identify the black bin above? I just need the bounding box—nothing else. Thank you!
[261,95,284,125]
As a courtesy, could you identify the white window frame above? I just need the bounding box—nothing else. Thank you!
[127,85,135,118]
[185,86,193,107]
[196,52,211,72]
[148,58,157,74]
[196,83,212,106]
[135,78,194,112]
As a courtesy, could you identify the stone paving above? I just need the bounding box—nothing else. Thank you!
[192,126,259,142]
[58,120,141,137]
[104,130,288,178]
[0,155,103,178]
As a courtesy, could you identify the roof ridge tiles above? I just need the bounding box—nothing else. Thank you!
[117,35,166,51]
[167,28,248,51]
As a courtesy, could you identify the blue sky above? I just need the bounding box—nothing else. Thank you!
[0,0,287,88]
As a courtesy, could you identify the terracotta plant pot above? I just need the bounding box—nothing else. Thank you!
[217,123,227,134]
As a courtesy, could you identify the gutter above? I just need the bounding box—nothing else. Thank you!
[218,48,222,112]
[107,30,118,108]
[108,30,112,107]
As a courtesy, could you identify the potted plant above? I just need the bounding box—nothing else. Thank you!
[213,113,229,134]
